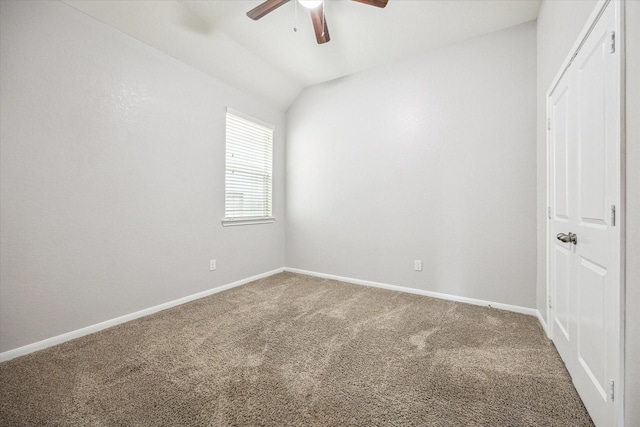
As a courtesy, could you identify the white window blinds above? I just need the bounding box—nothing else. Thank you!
[224,109,274,223]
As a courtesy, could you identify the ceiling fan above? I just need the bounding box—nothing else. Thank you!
[247,0,388,45]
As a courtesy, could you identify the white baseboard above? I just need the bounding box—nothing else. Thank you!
[285,267,540,318]
[2,267,548,363]
[0,268,284,363]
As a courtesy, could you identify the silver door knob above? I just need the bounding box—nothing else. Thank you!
[556,232,577,245]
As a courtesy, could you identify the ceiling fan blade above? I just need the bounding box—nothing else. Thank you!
[247,0,291,20]
[351,0,388,8]
[310,6,330,44]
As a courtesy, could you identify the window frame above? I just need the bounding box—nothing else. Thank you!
[222,108,275,227]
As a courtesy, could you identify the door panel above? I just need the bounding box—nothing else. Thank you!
[577,30,607,226]
[553,245,571,341]
[552,86,570,221]
[576,256,606,398]
[547,2,620,426]
[571,4,619,425]
[549,74,573,364]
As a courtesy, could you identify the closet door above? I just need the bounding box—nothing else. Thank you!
[548,2,621,426]
[549,70,573,372]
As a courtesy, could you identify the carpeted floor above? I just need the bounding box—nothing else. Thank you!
[1,272,593,426]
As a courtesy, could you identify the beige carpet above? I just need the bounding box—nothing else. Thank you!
[1,272,593,426]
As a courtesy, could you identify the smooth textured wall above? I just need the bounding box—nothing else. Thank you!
[286,22,537,308]
[537,1,639,424]
[0,1,285,353]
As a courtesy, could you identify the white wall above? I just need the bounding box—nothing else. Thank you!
[537,1,639,425]
[60,0,302,110]
[0,0,285,353]
[286,22,537,309]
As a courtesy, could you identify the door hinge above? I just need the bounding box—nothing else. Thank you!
[611,205,616,227]
[548,295,552,308]
[548,206,552,219]
[547,117,551,131]
[609,379,615,402]
[610,31,616,54]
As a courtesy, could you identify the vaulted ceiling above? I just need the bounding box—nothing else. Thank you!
[62,0,540,110]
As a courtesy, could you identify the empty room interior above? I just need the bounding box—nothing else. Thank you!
[0,0,638,425]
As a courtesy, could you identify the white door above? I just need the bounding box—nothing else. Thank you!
[549,71,573,368]
[548,2,621,426]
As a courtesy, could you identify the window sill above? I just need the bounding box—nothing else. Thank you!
[222,217,276,227]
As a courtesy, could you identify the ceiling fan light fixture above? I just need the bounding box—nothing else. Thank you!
[298,0,322,9]
[247,0,388,44]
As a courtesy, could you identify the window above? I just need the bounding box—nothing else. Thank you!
[222,108,275,226]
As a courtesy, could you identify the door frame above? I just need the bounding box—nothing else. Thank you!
[545,0,626,425]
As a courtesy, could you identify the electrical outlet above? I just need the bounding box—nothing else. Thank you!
[210,260,216,271]
[414,260,422,271]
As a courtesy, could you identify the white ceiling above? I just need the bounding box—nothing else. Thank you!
[62,0,540,110]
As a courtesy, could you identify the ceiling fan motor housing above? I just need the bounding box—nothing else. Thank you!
[247,0,388,44]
